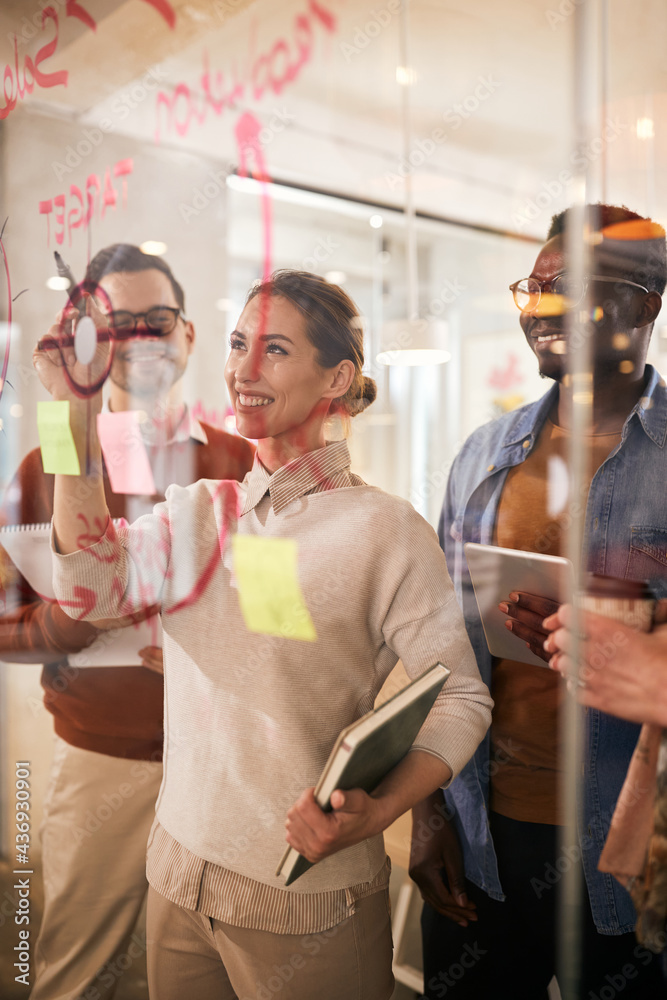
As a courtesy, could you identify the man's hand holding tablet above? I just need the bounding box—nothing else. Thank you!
[498,591,560,662]
[464,543,572,668]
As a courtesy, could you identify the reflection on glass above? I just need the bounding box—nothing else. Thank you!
[0,0,665,996]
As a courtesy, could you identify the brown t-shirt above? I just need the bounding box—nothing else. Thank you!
[0,422,254,760]
[490,418,620,824]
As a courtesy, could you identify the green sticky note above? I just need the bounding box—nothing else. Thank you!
[37,400,81,476]
[232,536,317,642]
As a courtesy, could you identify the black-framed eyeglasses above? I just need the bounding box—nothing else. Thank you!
[107,306,188,340]
[509,273,649,312]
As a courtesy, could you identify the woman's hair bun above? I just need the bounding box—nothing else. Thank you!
[345,374,377,416]
[362,375,377,406]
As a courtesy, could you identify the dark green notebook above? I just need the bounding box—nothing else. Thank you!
[276,661,450,886]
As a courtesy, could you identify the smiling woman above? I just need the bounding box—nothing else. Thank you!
[37,268,492,1000]
[226,270,376,470]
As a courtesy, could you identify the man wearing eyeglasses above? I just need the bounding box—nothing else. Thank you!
[0,244,254,1000]
[411,205,667,998]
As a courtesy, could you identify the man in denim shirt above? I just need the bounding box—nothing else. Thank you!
[410,205,667,999]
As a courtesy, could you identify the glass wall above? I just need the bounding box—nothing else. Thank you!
[1,1,666,997]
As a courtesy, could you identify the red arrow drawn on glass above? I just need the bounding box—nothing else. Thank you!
[167,480,242,615]
[235,111,273,284]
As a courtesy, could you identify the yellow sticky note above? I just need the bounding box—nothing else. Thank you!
[37,400,81,476]
[232,536,317,642]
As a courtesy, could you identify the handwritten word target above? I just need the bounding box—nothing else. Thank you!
[39,159,134,246]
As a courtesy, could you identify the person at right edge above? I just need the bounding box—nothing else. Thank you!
[410,204,667,999]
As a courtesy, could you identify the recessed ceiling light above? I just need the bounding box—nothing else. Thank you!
[636,118,654,140]
[46,276,70,291]
[396,66,418,87]
[324,271,346,284]
[369,214,383,229]
[140,241,168,256]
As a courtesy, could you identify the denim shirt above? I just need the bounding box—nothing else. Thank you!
[439,365,667,934]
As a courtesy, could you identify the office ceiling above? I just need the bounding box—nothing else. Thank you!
[2,0,666,232]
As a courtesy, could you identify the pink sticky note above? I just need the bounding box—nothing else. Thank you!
[97,411,156,495]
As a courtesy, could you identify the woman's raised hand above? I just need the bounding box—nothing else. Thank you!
[33,293,113,405]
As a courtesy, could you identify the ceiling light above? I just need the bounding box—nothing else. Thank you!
[140,241,168,256]
[396,65,418,86]
[46,276,70,291]
[226,174,381,221]
[324,271,346,284]
[369,214,383,229]
[636,118,654,140]
[376,319,451,366]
